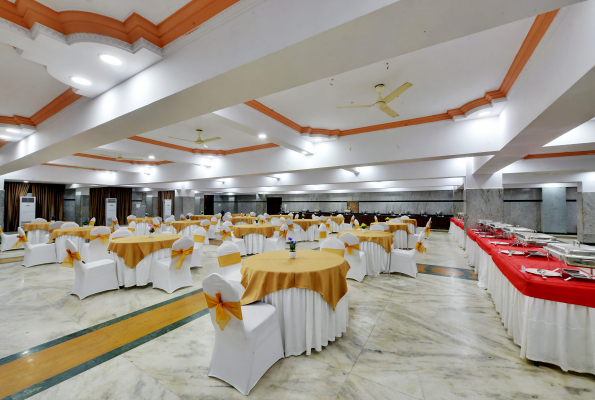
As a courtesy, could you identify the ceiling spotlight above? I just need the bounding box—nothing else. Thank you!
[258,133,267,139]
[479,111,491,116]
[71,76,92,86]
[6,128,19,133]
[99,54,122,65]
[148,155,155,159]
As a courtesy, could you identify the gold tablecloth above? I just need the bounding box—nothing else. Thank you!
[240,250,350,310]
[322,216,344,225]
[292,219,319,230]
[338,230,394,253]
[232,224,275,239]
[271,215,293,219]
[189,215,213,220]
[230,217,256,225]
[371,222,411,234]
[169,220,203,233]
[108,234,183,269]
[23,222,52,232]
[402,218,417,227]
[49,226,115,242]
[127,217,154,224]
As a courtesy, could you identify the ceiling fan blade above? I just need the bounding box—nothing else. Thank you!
[380,106,399,118]
[337,105,373,109]
[382,82,413,104]
[201,137,221,143]
[202,143,208,149]
[169,136,195,143]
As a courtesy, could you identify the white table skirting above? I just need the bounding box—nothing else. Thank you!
[260,287,348,357]
[330,221,340,233]
[177,225,198,239]
[360,241,390,276]
[465,236,479,267]
[295,224,318,242]
[243,233,265,254]
[483,253,595,374]
[449,222,465,249]
[234,221,248,226]
[134,223,151,236]
[27,229,49,245]
[393,230,408,249]
[55,235,86,262]
[110,248,170,287]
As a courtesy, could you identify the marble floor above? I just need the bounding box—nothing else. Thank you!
[1,232,595,399]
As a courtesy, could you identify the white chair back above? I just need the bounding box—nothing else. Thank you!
[263,213,270,219]
[32,218,46,223]
[180,214,185,220]
[370,224,385,231]
[18,227,31,251]
[152,217,160,226]
[61,222,79,228]
[222,215,230,222]
[65,239,82,269]
[285,219,294,231]
[193,226,208,243]
[211,216,218,225]
[187,213,193,216]
[88,226,111,260]
[320,238,344,252]
[90,217,96,226]
[165,216,175,223]
[338,232,361,255]
[49,221,64,231]
[111,217,118,225]
[391,218,403,223]
[217,241,242,279]
[402,215,409,219]
[250,212,256,216]
[128,221,137,231]
[203,273,245,338]
[168,237,194,269]
[223,221,233,228]
[111,229,133,239]
[156,216,163,222]
[201,219,211,228]
[354,219,359,227]
[127,215,136,219]
[379,223,389,231]
[90,226,111,237]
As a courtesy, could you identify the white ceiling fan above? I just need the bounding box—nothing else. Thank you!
[338,82,412,118]
[169,129,221,148]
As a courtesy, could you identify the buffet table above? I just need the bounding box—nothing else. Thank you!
[338,230,393,275]
[449,218,465,249]
[240,250,349,357]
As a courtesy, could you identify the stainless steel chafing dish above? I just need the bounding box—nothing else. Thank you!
[513,232,558,246]
[477,219,492,226]
[487,222,512,230]
[545,241,595,272]
[502,226,535,236]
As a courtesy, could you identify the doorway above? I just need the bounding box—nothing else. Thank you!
[267,197,282,214]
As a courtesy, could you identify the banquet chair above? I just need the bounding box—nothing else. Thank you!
[271,220,282,238]
[401,215,409,219]
[191,226,207,267]
[49,221,64,231]
[221,225,247,256]
[89,217,96,226]
[416,218,432,239]
[339,215,352,231]
[390,218,403,223]
[222,215,230,222]
[285,219,301,242]
[111,229,133,239]
[209,216,218,238]
[68,239,119,299]
[264,224,287,253]
[379,223,390,231]
[0,228,21,252]
[128,221,137,234]
[370,224,385,232]
[161,216,175,234]
[200,219,212,239]
[81,226,111,263]
[127,214,136,220]
[317,223,328,246]
[32,218,47,223]
[204,273,284,396]
[389,233,424,278]
[153,236,194,294]
[19,227,57,267]
[187,213,193,217]
[156,216,163,222]
[320,238,345,258]
[180,214,186,221]
[339,232,367,282]
[152,217,162,234]
[61,222,79,228]
[250,212,256,216]
[353,219,360,230]
[263,213,271,224]
[216,242,245,295]
[111,217,119,230]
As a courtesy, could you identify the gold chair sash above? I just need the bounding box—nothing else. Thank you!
[171,247,194,269]
[221,231,230,241]
[204,292,243,331]
[280,230,287,240]
[89,221,96,226]
[354,224,360,229]
[194,234,205,243]
[210,221,217,225]
[91,234,110,245]
[321,248,345,258]
[181,217,186,221]
[344,242,359,255]
[325,223,331,231]
[374,216,378,221]
[414,241,427,253]
[62,249,81,268]
[274,226,280,231]
[0,226,3,232]
[317,231,327,239]
[154,223,161,229]
[111,221,118,226]
[12,234,28,249]
[424,226,430,238]
[218,252,241,268]
[128,228,135,233]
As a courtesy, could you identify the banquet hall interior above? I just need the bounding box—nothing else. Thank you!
[2,0,595,399]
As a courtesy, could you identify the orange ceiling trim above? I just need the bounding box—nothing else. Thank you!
[42,163,106,171]
[245,10,559,138]
[73,153,174,165]
[0,0,240,48]
[500,9,559,96]
[128,136,279,155]
[523,150,595,159]
[0,88,82,127]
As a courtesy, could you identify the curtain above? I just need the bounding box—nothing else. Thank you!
[110,187,132,224]
[89,187,111,225]
[31,183,65,222]
[4,181,30,231]
[158,191,175,219]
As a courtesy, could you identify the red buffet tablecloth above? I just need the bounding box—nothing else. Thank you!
[450,218,464,229]
[474,234,595,308]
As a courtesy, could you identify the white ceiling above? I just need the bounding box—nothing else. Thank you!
[0,43,69,117]
[257,17,533,130]
[36,0,193,24]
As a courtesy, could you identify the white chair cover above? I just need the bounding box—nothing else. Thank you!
[221,225,247,256]
[389,234,421,278]
[61,222,79,228]
[153,236,194,293]
[81,226,111,263]
[285,220,301,242]
[20,227,57,268]
[217,242,245,295]
[339,232,367,282]
[69,239,118,299]
[191,226,207,267]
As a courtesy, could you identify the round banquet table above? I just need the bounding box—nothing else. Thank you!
[50,226,115,261]
[371,222,411,249]
[321,216,344,233]
[127,218,155,236]
[107,234,183,287]
[188,215,213,221]
[338,230,394,275]
[230,216,256,226]
[232,224,275,254]
[240,250,350,356]
[23,222,51,244]
[168,221,203,236]
[292,219,319,241]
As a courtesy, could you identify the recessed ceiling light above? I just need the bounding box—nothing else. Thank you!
[314,138,321,142]
[0,135,11,140]
[6,128,19,133]
[479,111,491,116]
[148,155,155,159]
[70,76,92,86]
[301,151,308,154]
[258,133,267,139]
[99,54,122,65]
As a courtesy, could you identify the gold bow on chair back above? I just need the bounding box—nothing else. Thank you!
[181,217,186,221]
[194,234,205,243]
[204,292,243,331]
[221,230,230,241]
[210,220,217,225]
[62,249,81,268]
[91,234,110,245]
[0,226,3,233]
[111,220,117,227]
[321,248,345,258]
[280,229,287,240]
[414,241,427,253]
[344,242,359,255]
[154,223,161,229]
[354,224,360,230]
[89,220,96,226]
[424,226,430,238]
[12,234,28,249]
[171,247,193,269]
[374,216,378,222]
[218,252,241,268]
[128,228,135,233]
